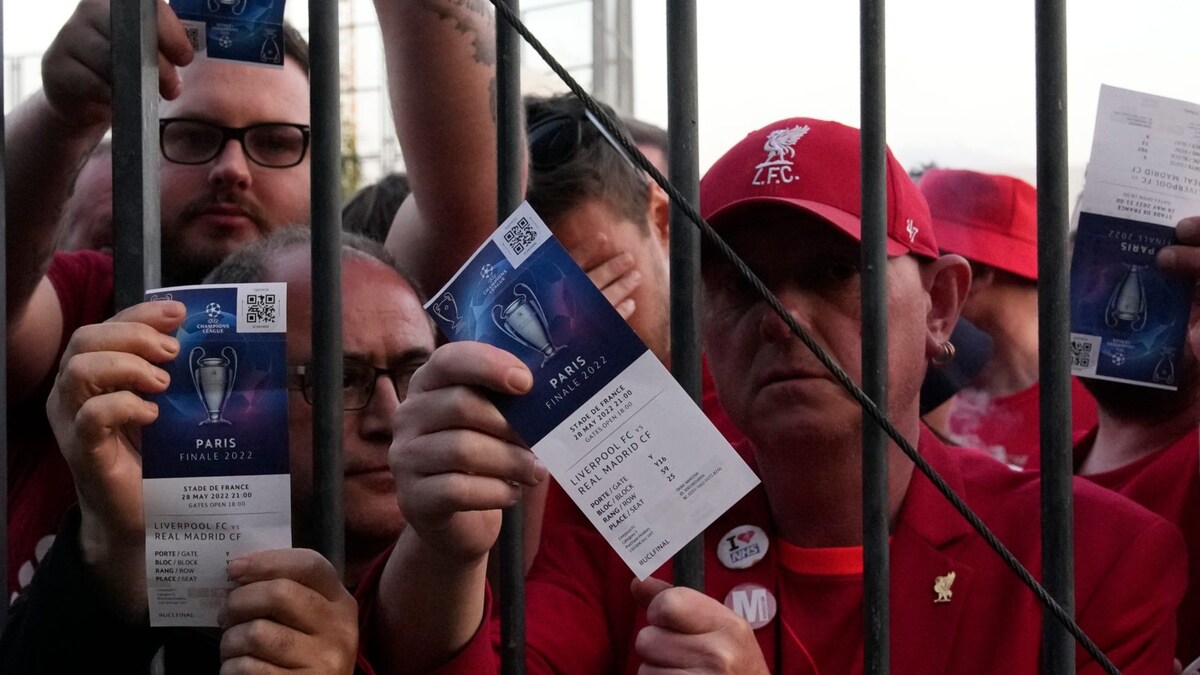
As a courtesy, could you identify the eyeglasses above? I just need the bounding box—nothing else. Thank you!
[159,118,311,168]
[289,357,425,411]
[526,107,638,173]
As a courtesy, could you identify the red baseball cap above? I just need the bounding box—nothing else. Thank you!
[700,117,939,259]
[918,168,1038,280]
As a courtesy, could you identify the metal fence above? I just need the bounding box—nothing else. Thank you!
[0,0,1097,672]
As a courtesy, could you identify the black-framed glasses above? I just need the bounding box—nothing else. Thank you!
[527,107,638,173]
[159,118,311,168]
[289,357,424,411]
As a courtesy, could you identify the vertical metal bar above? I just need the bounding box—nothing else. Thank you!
[615,0,633,115]
[0,0,8,633]
[591,0,607,98]
[667,0,703,593]
[310,0,346,577]
[860,0,889,672]
[496,1,525,672]
[1035,0,1074,671]
[111,0,161,310]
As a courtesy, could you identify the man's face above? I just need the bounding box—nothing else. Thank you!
[60,152,114,252]
[272,250,435,578]
[553,197,672,363]
[702,206,933,452]
[159,57,311,285]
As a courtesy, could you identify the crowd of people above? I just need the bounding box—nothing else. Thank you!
[1,0,1197,673]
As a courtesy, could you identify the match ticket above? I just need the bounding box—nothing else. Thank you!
[1070,85,1200,389]
[426,203,759,579]
[141,283,290,627]
[170,0,287,68]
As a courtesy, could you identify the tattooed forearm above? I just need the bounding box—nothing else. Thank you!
[417,0,496,66]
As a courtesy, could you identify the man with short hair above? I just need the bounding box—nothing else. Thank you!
[917,168,1097,467]
[4,1,312,598]
[372,0,678,563]
[57,140,114,253]
[1,228,435,673]
[360,118,1184,674]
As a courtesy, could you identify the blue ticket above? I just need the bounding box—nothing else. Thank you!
[427,203,758,579]
[141,283,290,626]
[1070,85,1200,389]
[170,0,287,68]
[1069,214,1190,388]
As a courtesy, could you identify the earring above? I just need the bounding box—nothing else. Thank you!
[931,341,956,367]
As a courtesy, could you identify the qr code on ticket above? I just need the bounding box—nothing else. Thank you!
[181,20,205,52]
[502,217,539,257]
[244,294,278,325]
[496,213,548,268]
[1070,334,1100,376]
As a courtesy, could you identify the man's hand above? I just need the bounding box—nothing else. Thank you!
[631,578,769,675]
[42,0,193,131]
[1157,216,1200,359]
[390,341,547,565]
[220,549,358,675]
[576,232,642,320]
[45,300,184,620]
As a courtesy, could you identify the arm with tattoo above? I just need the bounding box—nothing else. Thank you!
[376,0,525,294]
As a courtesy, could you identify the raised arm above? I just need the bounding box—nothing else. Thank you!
[6,0,191,397]
[374,0,524,292]
[367,341,543,673]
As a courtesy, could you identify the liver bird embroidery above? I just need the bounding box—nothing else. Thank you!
[934,571,956,603]
[759,125,810,166]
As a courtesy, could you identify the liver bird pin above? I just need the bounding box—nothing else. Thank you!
[933,571,956,603]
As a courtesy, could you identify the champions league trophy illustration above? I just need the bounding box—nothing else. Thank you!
[492,283,565,367]
[1154,348,1177,385]
[208,0,249,15]
[1105,264,1148,331]
[260,28,281,63]
[431,292,464,334]
[189,347,239,425]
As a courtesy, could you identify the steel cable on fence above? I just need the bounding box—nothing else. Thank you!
[487,1,1120,672]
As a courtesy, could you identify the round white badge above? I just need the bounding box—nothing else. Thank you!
[723,583,778,630]
[717,525,770,569]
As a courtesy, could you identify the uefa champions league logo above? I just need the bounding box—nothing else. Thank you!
[206,302,223,321]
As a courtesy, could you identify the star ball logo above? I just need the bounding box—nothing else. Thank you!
[206,302,223,323]
[481,263,495,281]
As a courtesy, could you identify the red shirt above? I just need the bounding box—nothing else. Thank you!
[357,428,1185,674]
[8,251,114,599]
[946,378,1097,468]
[777,542,865,674]
[1073,426,1200,665]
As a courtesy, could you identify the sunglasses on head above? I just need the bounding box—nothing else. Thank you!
[526,106,639,173]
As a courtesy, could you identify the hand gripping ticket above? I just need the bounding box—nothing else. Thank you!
[426,203,759,579]
[141,283,290,626]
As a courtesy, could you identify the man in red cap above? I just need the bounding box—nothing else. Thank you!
[356,118,1184,674]
[918,169,1097,467]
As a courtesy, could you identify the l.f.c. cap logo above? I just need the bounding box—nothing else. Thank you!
[752,125,810,187]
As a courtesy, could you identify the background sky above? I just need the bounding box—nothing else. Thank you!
[7,1,1200,196]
